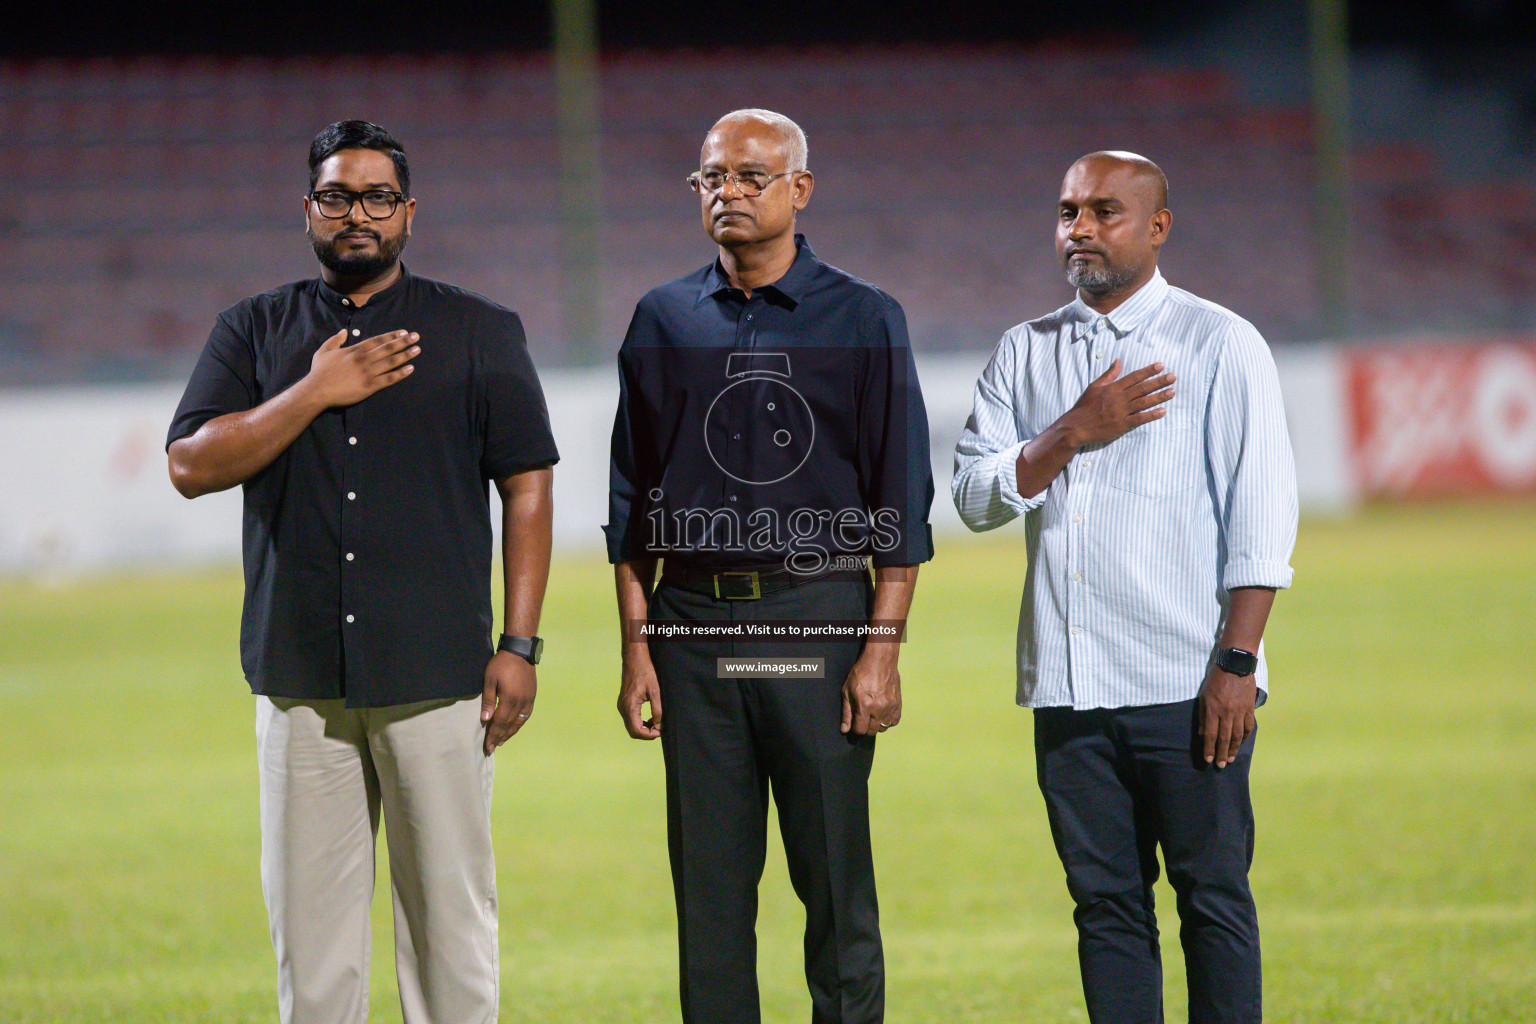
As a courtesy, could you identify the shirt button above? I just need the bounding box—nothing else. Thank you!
[732,432,742,440]
[341,298,351,306]
[1095,353,1105,360]
[1072,514,1083,523]
[1071,571,1082,581]
[346,552,355,561]
[345,614,355,624]
[728,494,738,503]
[350,328,360,336]
[347,491,356,500]
[1071,626,1082,636]
[1082,459,1092,468]
[348,436,357,445]
[746,313,753,320]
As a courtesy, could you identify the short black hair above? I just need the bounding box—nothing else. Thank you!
[308,120,410,197]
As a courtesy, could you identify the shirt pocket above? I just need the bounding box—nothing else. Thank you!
[1107,425,1202,498]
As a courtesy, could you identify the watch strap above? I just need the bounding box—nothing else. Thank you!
[1215,646,1258,677]
[497,634,543,665]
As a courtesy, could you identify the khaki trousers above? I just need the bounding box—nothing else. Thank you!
[255,695,498,1024]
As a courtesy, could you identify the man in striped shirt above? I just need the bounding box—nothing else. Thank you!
[952,151,1297,1024]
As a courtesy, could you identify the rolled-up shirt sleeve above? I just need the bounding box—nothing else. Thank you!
[952,329,1042,531]
[1206,321,1298,591]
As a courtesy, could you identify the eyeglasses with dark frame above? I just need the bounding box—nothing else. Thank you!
[686,170,796,197]
[308,189,409,220]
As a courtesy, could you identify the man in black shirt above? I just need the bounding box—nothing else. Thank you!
[167,121,558,1024]
[607,108,933,1024]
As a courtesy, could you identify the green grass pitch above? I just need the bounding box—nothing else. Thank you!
[1,500,1533,1023]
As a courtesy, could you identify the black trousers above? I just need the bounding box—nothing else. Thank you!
[649,577,882,1024]
[1034,699,1261,1024]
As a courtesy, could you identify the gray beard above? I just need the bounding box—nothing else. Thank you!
[1066,261,1135,296]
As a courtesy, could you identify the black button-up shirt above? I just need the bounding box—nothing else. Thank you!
[606,236,933,571]
[168,267,559,707]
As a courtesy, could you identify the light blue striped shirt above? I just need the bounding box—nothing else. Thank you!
[952,270,1297,709]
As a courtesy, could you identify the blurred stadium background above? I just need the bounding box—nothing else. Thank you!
[1,1,1533,1021]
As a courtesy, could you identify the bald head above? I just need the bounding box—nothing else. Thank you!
[1055,150,1173,311]
[704,108,809,172]
[1070,150,1169,213]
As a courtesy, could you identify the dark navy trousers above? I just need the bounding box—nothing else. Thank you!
[649,578,883,1024]
[1034,699,1261,1024]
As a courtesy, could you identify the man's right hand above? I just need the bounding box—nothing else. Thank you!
[306,328,420,408]
[617,651,664,740]
[1064,359,1176,446]
[168,328,420,499]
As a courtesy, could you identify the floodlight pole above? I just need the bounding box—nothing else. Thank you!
[1309,0,1353,338]
[553,0,601,364]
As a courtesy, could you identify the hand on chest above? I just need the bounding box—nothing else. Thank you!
[1038,331,1204,498]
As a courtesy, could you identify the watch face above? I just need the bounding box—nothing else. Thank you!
[1218,648,1258,676]
[529,637,544,664]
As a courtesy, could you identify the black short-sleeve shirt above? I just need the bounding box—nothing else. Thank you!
[168,267,559,707]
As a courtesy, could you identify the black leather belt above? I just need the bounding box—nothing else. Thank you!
[659,561,870,600]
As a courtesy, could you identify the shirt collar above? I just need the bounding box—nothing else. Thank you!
[1070,268,1168,342]
[696,233,817,309]
[316,262,412,311]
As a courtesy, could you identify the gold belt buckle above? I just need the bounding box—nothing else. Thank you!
[714,571,761,600]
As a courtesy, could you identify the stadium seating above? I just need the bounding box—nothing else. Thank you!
[0,48,1531,383]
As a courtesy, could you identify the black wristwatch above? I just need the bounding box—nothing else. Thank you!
[497,634,544,665]
[1215,646,1258,677]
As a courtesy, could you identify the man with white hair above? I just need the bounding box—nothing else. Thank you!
[607,109,934,1024]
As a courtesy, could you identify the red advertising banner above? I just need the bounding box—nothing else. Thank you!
[1347,340,1536,497]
